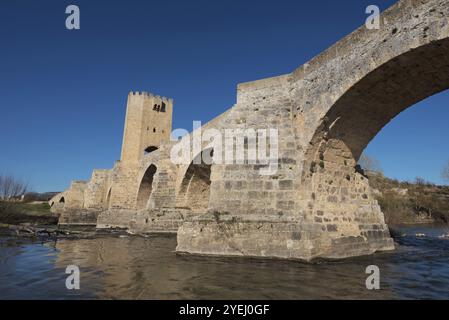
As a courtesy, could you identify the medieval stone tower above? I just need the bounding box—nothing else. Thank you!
[120,92,173,163]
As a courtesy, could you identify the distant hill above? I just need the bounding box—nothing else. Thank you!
[22,192,60,203]
[366,171,449,225]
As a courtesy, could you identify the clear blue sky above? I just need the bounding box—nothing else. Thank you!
[0,0,448,192]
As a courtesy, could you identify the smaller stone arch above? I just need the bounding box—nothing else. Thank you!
[136,164,157,210]
[177,148,213,212]
[59,197,65,203]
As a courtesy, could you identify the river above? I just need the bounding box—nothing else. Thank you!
[1,225,449,299]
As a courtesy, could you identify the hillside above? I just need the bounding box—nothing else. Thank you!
[366,171,449,225]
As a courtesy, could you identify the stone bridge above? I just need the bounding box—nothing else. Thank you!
[51,0,449,261]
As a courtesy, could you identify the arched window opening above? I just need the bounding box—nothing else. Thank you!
[59,197,65,203]
[144,146,158,155]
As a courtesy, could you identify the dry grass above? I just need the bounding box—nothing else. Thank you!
[367,172,449,225]
[0,201,57,225]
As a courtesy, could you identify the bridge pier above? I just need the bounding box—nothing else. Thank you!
[176,213,394,262]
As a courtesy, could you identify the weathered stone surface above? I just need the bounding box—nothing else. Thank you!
[58,209,101,226]
[50,0,449,261]
[96,207,193,233]
[176,214,394,261]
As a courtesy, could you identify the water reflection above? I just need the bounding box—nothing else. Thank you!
[1,225,449,299]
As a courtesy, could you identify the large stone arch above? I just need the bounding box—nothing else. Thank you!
[284,0,449,259]
[294,0,449,157]
[291,38,449,261]
[296,1,449,217]
[302,37,449,186]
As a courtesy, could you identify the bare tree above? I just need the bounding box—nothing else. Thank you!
[442,160,449,184]
[414,176,434,186]
[358,153,383,173]
[0,174,28,201]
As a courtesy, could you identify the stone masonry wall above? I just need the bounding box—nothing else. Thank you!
[64,181,87,210]
[84,170,111,210]
[208,74,298,218]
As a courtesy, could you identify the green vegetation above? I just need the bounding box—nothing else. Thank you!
[0,201,57,225]
[0,173,58,226]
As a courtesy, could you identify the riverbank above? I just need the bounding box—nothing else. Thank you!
[0,201,58,225]
[2,174,449,231]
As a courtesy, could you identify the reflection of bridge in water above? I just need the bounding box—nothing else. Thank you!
[53,234,401,299]
[3,230,449,299]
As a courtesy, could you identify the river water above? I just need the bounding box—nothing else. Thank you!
[1,225,449,300]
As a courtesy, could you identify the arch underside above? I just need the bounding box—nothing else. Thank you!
[105,188,112,209]
[136,164,157,210]
[308,38,449,165]
[177,150,212,212]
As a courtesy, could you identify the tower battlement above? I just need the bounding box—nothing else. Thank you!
[128,91,173,105]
